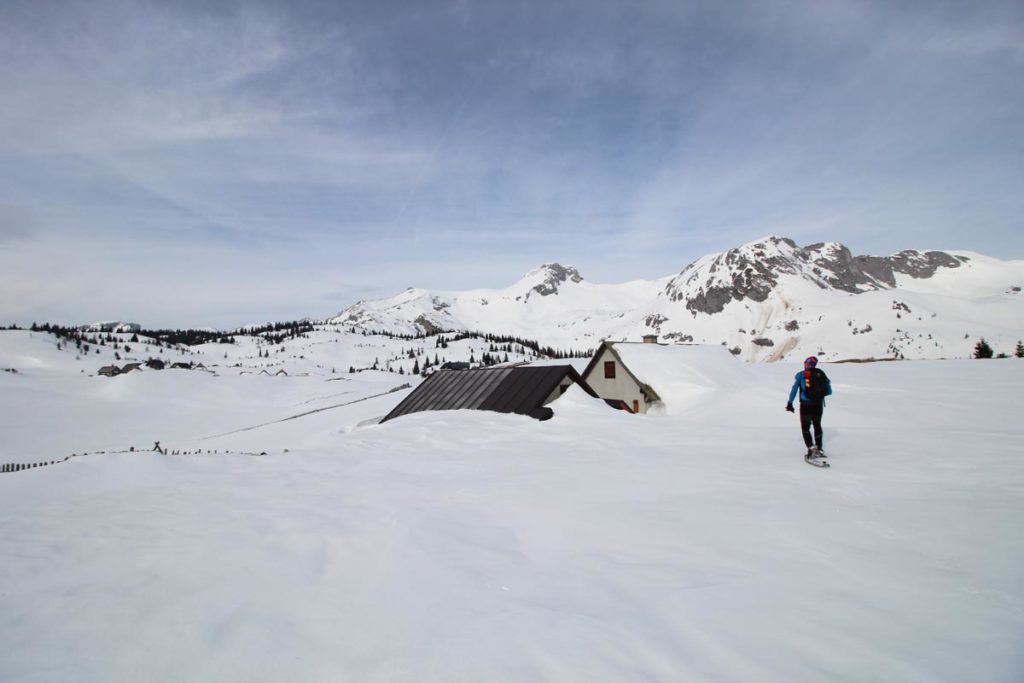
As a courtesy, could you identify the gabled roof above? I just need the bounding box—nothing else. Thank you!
[580,341,663,402]
[582,341,749,410]
[381,365,596,423]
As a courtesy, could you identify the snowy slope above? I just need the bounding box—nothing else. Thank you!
[330,236,1024,361]
[1,350,1022,681]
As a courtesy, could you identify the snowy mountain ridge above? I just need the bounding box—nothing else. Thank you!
[331,235,1024,361]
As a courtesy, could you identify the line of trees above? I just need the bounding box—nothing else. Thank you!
[233,320,315,345]
[135,328,237,346]
[973,338,1024,359]
[434,330,591,359]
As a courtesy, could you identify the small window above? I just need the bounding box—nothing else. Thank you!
[604,361,616,379]
[559,384,568,394]
[632,399,639,413]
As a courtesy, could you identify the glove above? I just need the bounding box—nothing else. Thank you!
[785,402,795,413]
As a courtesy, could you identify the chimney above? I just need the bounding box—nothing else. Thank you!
[642,334,658,344]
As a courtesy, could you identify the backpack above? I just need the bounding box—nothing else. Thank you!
[803,368,829,402]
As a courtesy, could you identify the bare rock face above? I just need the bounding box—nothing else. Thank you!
[645,314,668,330]
[890,250,967,278]
[805,243,896,292]
[531,263,583,297]
[413,314,446,335]
[666,237,801,314]
[664,236,966,316]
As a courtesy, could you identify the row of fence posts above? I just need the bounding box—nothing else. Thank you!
[2,460,59,473]
[0,446,272,475]
[1,452,76,474]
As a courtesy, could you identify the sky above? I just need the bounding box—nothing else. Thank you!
[1,0,1022,328]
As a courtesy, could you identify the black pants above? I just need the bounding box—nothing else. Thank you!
[799,402,824,449]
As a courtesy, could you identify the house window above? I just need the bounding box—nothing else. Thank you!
[559,384,568,394]
[632,399,639,413]
[604,361,616,379]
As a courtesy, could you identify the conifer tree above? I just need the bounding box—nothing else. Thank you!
[1016,341,1024,358]
[973,338,994,359]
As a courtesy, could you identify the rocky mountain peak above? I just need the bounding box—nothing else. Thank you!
[665,237,968,315]
[522,263,584,297]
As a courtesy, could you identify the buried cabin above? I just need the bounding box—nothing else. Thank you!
[381,364,597,423]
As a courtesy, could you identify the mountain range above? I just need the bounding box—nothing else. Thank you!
[331,236,1024,361]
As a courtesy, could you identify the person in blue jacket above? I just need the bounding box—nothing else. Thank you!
[786,356,832,457]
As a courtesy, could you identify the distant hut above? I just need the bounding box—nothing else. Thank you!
[98,365,121,377]
[120,363,142,373]
[145,358,166,370]
[381,365,597,423]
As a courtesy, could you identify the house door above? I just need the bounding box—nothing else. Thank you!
[632,399,639,413]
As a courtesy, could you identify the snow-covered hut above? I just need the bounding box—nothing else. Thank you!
[381,365,597,423]
[581,339,747,414]
[98,365,120,377]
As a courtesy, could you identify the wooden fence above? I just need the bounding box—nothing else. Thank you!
[0,447,271,475]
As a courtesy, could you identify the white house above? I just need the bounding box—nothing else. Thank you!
[581,337,746,414]
[580,338,663,413]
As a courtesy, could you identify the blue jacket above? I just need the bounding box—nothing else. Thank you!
[788,369,832,405]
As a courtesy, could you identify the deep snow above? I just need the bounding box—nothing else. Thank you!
[1,332,1022,682]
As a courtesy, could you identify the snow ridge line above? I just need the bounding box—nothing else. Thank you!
[198,383,412,440]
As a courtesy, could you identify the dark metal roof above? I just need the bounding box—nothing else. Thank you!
[381,365,596,423]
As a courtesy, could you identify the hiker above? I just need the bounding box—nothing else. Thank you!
[786,356,832,457]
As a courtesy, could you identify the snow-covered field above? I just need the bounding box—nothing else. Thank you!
[1,331,1022,681]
